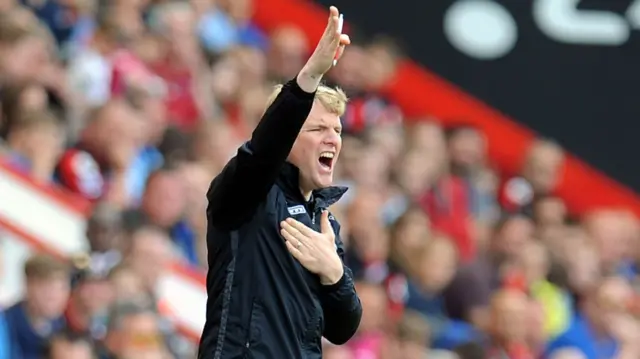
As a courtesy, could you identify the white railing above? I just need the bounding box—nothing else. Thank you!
[0,160,205,342]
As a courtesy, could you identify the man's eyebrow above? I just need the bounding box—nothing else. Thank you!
[303,118,342,129]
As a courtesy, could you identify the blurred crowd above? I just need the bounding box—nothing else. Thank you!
[0,0,640,358]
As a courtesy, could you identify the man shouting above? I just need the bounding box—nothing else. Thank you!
[198,6,362,359]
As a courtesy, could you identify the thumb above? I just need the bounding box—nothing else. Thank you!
[320,210,332,236]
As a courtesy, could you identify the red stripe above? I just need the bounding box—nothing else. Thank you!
[0,160,93,216]
[0,217,67,261]
[252,0,640,217]
[0,215,206,341]
[169,261,206,287]
[0,160,207,341]
[158,300,201,343]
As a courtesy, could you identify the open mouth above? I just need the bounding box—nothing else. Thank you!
[318,152,335,171]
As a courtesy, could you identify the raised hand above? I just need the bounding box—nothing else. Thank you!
[280,210,344,285]
[306,6,350,76]
[297,6,351,92]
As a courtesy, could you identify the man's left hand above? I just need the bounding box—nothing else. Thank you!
[280,211,344,285]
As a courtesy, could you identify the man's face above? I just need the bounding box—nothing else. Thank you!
[109,313,167,358]
[110,269,146,301]
[397,340,426,359]
[0,37,48,82]
[594,277,634,331]
[268,27,309,80]
[490,290,530,343]
[27,122,66,166]
[419,239,457,293]
[142,173,187,227]
[27,274,71,318]
[356,283,388,332]
[76,279,114,314]
[128,229,172,288]
[449,128,486,169]
[494,216,535,258]
[289,100,342,193]
[87,214,123,252]
[49,339,94,359]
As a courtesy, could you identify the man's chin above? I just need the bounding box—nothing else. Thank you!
[313,174,334,189]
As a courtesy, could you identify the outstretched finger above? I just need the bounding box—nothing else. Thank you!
[323,6,340,38]
[322,6,340,40]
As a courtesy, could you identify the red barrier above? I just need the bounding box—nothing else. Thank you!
[252,0,640,217]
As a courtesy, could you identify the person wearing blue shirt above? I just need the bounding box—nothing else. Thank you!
[545,277,637,359]
[405,279,479,350]
[126,146,164,206]
[21,0,78,45]
[0,310,9,359]
[404,238,479,350]
[546,312,618,359]
[5,255,71,359]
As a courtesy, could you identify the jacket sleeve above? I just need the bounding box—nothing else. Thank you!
[320,222,363,345]
[207,78,315,230]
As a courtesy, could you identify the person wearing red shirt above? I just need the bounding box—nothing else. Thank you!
[486,289,536,359]
[56,100,142,204]
[420,175,475,263]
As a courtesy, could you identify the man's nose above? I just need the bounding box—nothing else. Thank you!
[323,131,341,146]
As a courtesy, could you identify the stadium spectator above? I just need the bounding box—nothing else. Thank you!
[46,330,95,359]
[56,99,145,204]
[486,289,535,359]
[0,10,50,85]
[107,264,147,303]
[348,282,388,357]
[65,256,114,341]
[0,82,51,138]
[4,254,71,359]
[147,2,202,131]
[100,300,172,359]
[545,276,640,358]
[124,226,173,297]
[67,10,129,108]
[3,109,66,183]
[390,309,433,359]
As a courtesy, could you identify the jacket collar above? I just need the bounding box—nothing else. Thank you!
[276,162,348,209]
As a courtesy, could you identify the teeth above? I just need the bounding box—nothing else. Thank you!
[320,152,335,159]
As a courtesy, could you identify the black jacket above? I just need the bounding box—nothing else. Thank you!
[198,78,362,359]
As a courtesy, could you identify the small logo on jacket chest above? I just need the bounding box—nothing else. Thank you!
[287,205,307,216]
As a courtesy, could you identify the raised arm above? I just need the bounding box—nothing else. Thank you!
[207,6,350,230]
[207,77,315,229]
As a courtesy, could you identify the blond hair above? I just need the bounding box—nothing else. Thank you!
[266,83,348,116]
